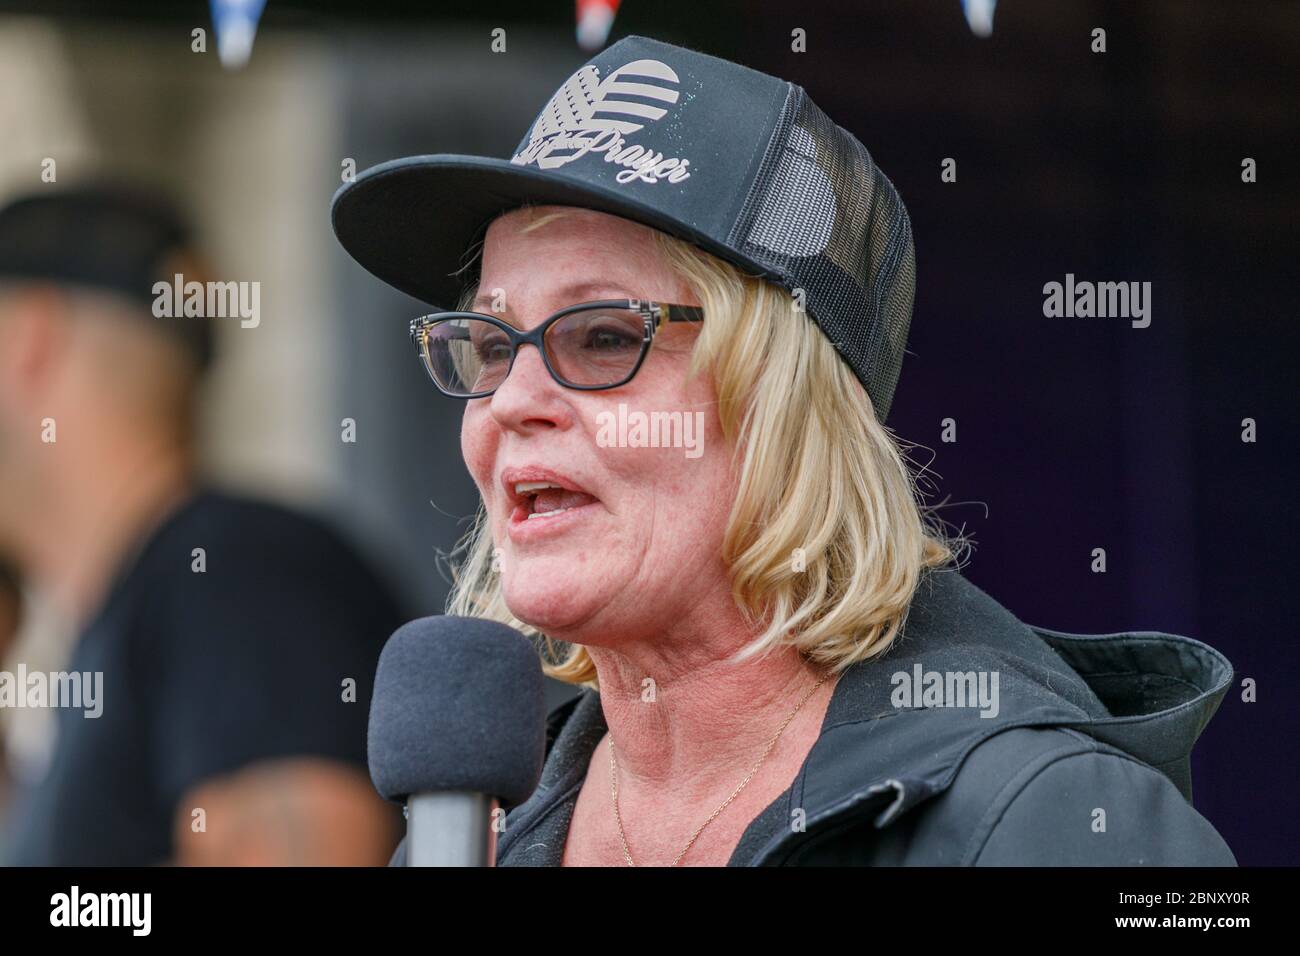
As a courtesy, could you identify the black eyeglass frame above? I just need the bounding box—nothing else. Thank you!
[408,298,705,399]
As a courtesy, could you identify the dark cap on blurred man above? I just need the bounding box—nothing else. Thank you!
[0,184,215,371]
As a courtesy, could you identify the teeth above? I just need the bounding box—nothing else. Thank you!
[526,506,572,521]
[515,481,562,495]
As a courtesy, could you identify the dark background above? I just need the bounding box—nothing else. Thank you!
[1,0,1294,865]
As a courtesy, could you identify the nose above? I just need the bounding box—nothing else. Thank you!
[485,339,571,432]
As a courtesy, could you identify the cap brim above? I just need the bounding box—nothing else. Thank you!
[331,154,768,308]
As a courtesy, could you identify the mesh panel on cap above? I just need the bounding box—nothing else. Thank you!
[726,85,916,421]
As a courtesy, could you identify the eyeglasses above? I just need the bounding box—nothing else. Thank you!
[409,299,705,399]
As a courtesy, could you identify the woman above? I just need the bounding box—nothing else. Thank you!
[333,36,1235,866]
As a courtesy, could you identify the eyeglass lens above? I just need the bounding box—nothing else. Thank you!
[422,306,647,395]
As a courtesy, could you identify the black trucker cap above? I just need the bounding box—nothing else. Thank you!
[0,184,214,370]
[331,35,916,420]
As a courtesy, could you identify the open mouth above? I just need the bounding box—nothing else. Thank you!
[512,481,600,522]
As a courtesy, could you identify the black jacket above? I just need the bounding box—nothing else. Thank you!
[487,567,1236,865]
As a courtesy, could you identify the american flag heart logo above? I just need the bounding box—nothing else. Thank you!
[512,59,682,171]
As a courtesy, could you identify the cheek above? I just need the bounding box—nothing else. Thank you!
[460,406,497,498]
[614,405,734,546]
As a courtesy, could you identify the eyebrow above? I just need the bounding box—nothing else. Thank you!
[471,281,638,314]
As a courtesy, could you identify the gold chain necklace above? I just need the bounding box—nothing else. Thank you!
[608,668,833,866]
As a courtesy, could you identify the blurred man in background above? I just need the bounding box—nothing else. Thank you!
[0,185,403,865]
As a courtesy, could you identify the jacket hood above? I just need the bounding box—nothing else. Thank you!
[1028,621,1232,801]
[750,568,1233,858]
[497,567,1233,865]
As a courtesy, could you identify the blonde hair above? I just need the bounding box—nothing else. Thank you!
[444,209,958,689]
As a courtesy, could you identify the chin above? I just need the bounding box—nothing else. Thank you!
[501,576,605,635]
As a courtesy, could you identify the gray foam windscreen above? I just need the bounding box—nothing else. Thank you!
[367,616,546,807]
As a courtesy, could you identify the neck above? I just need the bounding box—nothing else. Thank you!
[26,429,194,624]
[586,607,836,800]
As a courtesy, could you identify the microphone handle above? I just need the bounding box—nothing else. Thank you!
[407,792,499,866]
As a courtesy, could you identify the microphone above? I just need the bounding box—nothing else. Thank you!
[367,616,546,866]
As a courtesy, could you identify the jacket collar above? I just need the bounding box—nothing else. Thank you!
[498,568,1233,865]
